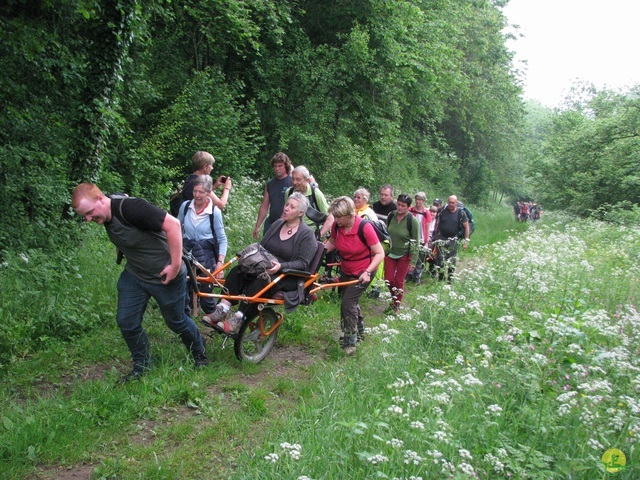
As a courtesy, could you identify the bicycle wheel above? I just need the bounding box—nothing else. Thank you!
[234,308,282,363]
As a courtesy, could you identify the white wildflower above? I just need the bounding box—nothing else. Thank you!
[264,453,279,463]
[485,404,503,417]
[387,438,404,448]
[388,405,403,415]
[404,450,424,465]
[367,454,389,464]
[459,462,475,475]
[587,438,604,451]
[484,453,505,472]
[459,449,473,460]
[410,421,425,430]
[461,373,483,386]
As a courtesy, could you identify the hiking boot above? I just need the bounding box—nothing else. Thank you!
[340,333,357,355]
[202,304,229,328]
[217,311,244,334]
[342,345,357,355]
[193,350,209,368]
[120,369,145,383]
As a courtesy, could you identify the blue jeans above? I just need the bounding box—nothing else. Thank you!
[116,269,205,370]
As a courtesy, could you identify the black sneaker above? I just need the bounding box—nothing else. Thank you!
[193,351,210,368]
[120,369,145,383]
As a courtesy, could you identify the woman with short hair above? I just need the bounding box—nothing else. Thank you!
[324,196,385,354]
[353,188,377,221]
[178,175,228,316]
[385,193,421,314]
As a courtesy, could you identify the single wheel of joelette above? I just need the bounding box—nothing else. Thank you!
[234,308,282,363]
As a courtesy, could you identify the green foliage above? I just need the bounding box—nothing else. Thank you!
[0,229,119,367]
[530,85,640,215]
[1,0,525,251]
[589,201,640,227]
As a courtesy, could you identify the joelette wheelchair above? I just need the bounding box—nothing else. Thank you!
[183,241,359,363]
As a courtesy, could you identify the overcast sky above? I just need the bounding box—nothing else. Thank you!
[502,0,640,107]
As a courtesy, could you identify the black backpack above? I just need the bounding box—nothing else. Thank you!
[435,205,475,238]
[459,205,475,236]
[169,191,184,217]
[169,177,197,217]
[358,218,390,245]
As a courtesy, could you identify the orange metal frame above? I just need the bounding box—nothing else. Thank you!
[186,254,360,324]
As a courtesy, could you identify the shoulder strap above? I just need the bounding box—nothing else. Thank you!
[357,219,373,259]
[210,207,217,244]
[386,210,395,226]
[287,186,294,198]
[309,185,319,210]
[116,197,133,228]
[357,219,368,246]
[182,200,217,244]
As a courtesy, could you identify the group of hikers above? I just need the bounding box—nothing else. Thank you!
[71,151,472,380]
[514,200,542,222]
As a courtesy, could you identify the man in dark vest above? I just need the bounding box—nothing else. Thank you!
[72,183,208,382]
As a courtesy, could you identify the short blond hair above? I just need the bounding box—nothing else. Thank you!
[192,151,215,171]
[328,196,355,218]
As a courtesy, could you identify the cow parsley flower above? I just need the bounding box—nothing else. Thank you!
[264,453,279,463]
[367,454,389,464]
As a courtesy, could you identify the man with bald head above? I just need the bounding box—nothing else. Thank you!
[432,195,470,283]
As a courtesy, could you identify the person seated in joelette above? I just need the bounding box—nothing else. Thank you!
[202,192,317,333]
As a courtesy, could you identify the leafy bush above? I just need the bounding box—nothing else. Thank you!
[0,229,119,367]
[127,68,264,205]
[589,201,640,227]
